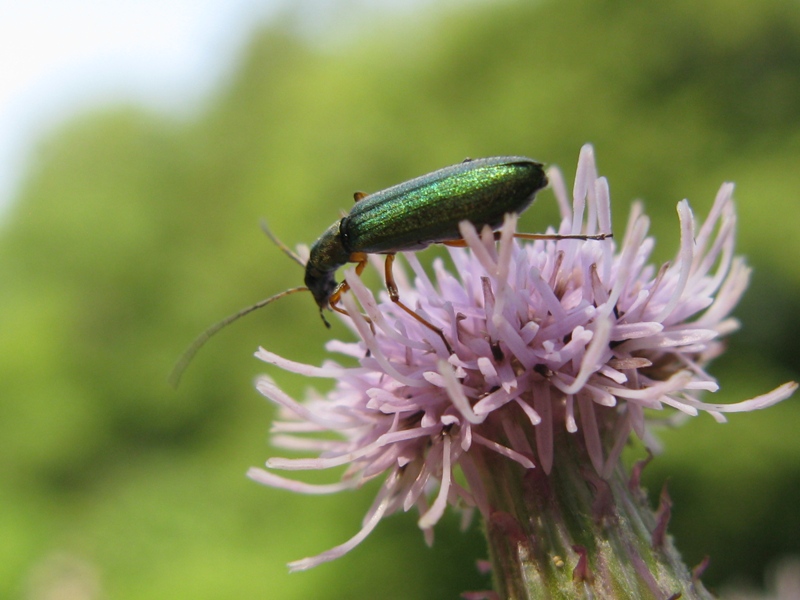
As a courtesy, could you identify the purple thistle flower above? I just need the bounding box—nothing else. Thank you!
[247,144,797,572]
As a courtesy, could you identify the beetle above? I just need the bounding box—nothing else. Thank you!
[170,156,611,385]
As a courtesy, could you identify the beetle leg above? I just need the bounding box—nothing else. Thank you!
[442,232,612,247]
[328,253,376,333]
[329,253,369,315]
[512,232,613,241]
[384,254,454,354]
[353,191,367,202]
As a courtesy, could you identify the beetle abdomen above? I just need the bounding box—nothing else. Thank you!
[341,157,547,254]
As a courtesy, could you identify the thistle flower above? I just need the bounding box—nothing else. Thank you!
[247,144,796,584]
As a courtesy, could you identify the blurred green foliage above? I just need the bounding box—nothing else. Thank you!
[2,0,800,597]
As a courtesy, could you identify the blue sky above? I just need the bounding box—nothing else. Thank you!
[0,0,282,212]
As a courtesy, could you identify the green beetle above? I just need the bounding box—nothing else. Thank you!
[171,156,610,384]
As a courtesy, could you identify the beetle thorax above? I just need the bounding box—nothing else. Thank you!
[305,220,351,309]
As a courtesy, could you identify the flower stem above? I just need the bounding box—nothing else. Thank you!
[477,425,714,600]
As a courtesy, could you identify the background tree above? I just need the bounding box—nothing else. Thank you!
[2,0,799,597]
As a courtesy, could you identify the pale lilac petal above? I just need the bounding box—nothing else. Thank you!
[255,347,348,378]
[560,316,612,394]
[686,382,798,413]
[267,426,438,470]
[247,468,352,494]
[619,328,718,352]
[472,433,536,469]
[611,322,664,340]
[288,482,393,572]
[256,377,352,429]
[514,398,542,426]
[571,144,595,233]
[657,200,695,323]
[438,360,484,424]
[418,436,452,529]
[565,395,578,433]
[547,164,572,221]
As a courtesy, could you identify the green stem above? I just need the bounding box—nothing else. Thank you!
[475,423,714,600]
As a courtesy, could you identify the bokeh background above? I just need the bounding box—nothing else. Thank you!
[2,0,800,598]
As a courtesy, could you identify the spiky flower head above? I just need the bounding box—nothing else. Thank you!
[248,144,796,571]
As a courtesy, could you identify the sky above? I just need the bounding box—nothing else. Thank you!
[0,0,283,213]
[0,0,450,215]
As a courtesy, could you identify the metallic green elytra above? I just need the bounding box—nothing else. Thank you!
[304,156,547,314]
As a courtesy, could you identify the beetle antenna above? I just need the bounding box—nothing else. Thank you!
[260,220,306,267]
[169,286,309,388]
